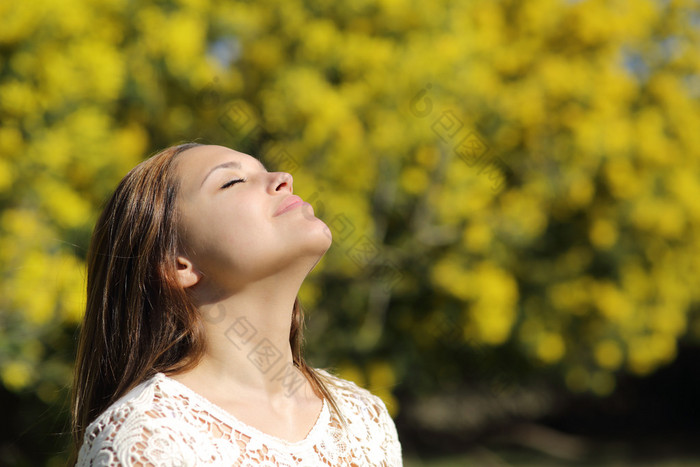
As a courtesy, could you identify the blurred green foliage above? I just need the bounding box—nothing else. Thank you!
[2,0,700,463]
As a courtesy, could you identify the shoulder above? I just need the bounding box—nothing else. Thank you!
[315,368,388,414]
[76,373,209,466]
[314,368,403,463]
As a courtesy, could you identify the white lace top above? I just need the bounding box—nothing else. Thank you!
[76,370,402,466]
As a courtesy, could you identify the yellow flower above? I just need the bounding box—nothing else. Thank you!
[603,158,642,199]
[415,146,440,170]
[650,306,686,337]
[38,179,92,229]
[535,332,565,364]
[567,176,594,209]
[635,107,670,165]
[594,339,623,370]
[164,13,206,74]
[1,361,33,391]
[462,221,492,252]
[669,169,700,222]
[299,19,339,62]
[298,281,320,308]
[498,190,548,241]
[0,158,14,190]
[247,37,283,71]
[589,218,618,250]
[56,253,86,324]
[337,362,366,388]
[0,79,38,116]
[368,361,396,391]
[400,165,429,195]
[431,256,474,301]
[11,251,56,325]
[373,388,399,418]
[0,2,41,44]
[592,281,632,324]
[0,124,23,156]
[656,203,686,239]
[548,277,593,315]
[468,301,515,345]
[466,263,519,344]
[627,334,676,376]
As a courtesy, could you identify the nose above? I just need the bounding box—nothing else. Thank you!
[272,172,293,193]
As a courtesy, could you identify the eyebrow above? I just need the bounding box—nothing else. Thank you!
[200,158,268,188]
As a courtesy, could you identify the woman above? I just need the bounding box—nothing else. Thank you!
[71,143,402,465]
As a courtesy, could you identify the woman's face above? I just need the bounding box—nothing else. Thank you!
[174,145,332,290]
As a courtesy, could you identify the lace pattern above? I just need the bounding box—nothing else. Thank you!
[76,370,402,466]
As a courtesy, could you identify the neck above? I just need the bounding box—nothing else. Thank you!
[182,270,308,399]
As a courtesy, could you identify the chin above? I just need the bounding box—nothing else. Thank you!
[288,233,331,278]
[302,211,332,245]
[309,222,333,255]
[291,210,333,257]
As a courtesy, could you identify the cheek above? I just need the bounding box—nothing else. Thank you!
[188,205,279,268]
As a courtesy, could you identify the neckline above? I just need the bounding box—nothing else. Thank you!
[154,372,329,448]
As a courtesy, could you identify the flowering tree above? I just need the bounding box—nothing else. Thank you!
[1,0,700,462]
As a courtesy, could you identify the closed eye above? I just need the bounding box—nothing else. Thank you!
[220,178,247,189]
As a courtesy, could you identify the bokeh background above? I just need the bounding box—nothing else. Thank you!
[2,0,700,465]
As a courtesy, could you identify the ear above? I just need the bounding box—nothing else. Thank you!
[175,255,201,289]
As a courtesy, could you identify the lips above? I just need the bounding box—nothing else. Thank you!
[274,195,306,216]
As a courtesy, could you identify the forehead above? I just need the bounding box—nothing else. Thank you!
[177,145,257,169]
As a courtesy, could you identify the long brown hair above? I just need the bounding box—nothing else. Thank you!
[70,143,344,461]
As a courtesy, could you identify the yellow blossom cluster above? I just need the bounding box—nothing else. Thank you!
[2,0,700,424]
